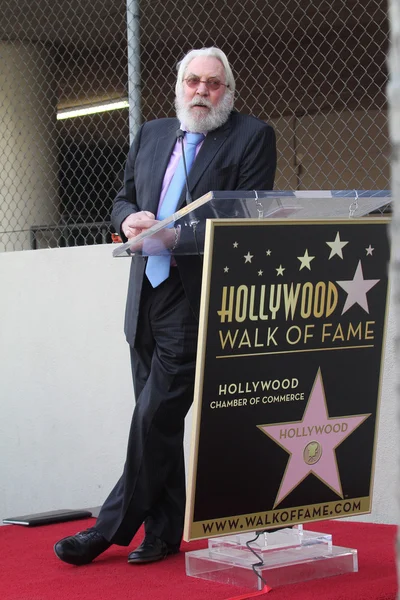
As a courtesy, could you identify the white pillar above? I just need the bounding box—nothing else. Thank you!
[0,42,58,251]
[387,0,400,590]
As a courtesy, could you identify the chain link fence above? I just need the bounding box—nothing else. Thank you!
[0,0,390,252]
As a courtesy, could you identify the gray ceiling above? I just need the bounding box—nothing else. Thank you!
[1,0,125,46]
[0,0,387,48]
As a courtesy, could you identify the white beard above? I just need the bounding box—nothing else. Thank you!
[175,91,234,133]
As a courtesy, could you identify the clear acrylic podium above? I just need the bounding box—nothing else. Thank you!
[185,526,358,591]
[112,189,391,259]
[112,189,390,591]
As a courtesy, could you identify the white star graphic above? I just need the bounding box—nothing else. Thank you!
[258,270,263,276]
[366,245,374,256]
[326,232,349,259]
[244,252,253,263]
[276,265,285,276]
[224,266,229,273]
[336,260,380,314]
[297,249,315,271]
[233,242,238,248]
[266,249,271,256]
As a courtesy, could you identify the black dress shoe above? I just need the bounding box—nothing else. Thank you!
[54,527,111,566]
[127,535,179,564]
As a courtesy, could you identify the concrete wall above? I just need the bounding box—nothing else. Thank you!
[0,244,397,524]
[0,244,134,517]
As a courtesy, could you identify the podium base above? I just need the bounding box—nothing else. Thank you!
[185,527,358,591]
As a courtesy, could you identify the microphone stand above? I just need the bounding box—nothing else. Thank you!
[176,129,192,204]
[176,129,202,262]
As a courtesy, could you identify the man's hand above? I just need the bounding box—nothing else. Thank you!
[141,227,179,255]
[121,211,156,239]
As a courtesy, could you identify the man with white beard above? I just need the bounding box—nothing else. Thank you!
[54,47,277,567]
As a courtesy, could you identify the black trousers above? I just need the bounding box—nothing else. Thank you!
[95,268,198,547]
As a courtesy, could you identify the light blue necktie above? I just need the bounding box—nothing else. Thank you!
[145,132,205,288]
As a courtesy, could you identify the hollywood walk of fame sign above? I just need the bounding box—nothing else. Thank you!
[184,218,390,541]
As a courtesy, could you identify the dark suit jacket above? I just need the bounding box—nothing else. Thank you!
[111,110,277,347]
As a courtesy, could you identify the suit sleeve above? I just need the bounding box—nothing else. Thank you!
[236,124,277,191]
[111,124,145,239]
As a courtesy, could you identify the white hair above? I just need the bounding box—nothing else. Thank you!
[175,47,236,97]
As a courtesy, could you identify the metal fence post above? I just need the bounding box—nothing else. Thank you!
[126,0,142,145]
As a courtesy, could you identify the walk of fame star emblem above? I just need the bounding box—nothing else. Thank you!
[258,369,370,508]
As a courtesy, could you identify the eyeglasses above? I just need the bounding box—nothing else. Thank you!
[184,76,228,91]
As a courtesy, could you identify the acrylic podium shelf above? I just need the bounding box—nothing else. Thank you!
[185,527,358,591]
[112,189,391,258]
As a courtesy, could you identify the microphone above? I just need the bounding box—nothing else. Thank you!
[176,129,192,204]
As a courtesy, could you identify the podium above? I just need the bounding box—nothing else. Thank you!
[112,189,391,259]
[113,190,391,591]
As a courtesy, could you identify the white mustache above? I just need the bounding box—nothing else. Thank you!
[189,98,212,109]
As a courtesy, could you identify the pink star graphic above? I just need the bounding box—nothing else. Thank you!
[258,369,370,508]
[336,260,379,315]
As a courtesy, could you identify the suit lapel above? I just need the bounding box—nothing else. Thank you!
[177,116,232,208]
[149,119,179,215]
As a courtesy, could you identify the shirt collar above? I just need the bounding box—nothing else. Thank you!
[179,123,207,136]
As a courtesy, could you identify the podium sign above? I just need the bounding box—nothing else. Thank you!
[184,218,389,541]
